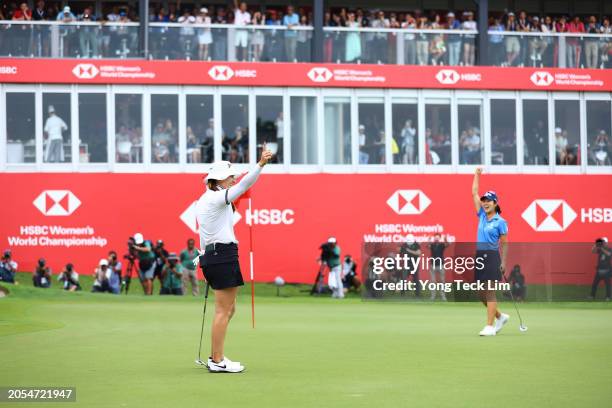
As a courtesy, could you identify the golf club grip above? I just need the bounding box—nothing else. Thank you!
[204,282,210,298]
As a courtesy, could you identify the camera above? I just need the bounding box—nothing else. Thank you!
[320,242,335,263]
[124,237,137,261]
[595,238,606,248]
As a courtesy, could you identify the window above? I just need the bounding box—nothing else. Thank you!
[290,96,317,164]
[78,94,107,163]
[425,102,451,165]
[42,93,71,163]
[186,95,214,164]
[554,100,580,166]
[221,95,249,163]
[324,97,351,164]
[115,94,143,163]
[523,100,549,165]
[256,96,283,164]
[358,98,385,164]
[458,103,483,165]
[490,99,517,165]
[586,100,611,166]
[391,99,418,165]
[6,93,35,163]
[151,94,179,164]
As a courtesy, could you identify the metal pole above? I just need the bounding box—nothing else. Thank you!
[312,0,324,62]
[476,0,488,66]
[139,0,149,59]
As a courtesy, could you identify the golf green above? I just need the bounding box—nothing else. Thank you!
[1,278,611,408]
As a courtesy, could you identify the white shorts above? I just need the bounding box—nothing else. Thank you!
[235,30,248,48]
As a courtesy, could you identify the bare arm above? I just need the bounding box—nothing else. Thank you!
[472,167,482,213]
[226,146,273,203]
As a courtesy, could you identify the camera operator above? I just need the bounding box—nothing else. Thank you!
[180,238,200,296]
[320,237,343,299]
[108,250,122,294]
[506,264,526,301]
[0,249,18,283]
[428,233,449,301]
[92,259,113,293]
[153,240,169,290]
[33,258,52,288]
[342,255,361,294]
[58,263,81,291]
[132,233,155,295]
[160,253,184,295]
[589,238,611,301]
[400,236,422,297]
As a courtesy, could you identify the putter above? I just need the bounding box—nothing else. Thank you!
[503,275,528,332]
[195,282,210,366]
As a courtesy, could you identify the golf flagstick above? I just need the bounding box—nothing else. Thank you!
[248,196,255,329]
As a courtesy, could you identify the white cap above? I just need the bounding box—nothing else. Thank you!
[133,233,144,245]
[63,6,71,13]
[48,105,55,113]
[328,237,337,244]
[205,160,243,182]
[555,127,562,133]
[359,124,365,130]
[99,258,109,266]
[200,7,208,13]
[447,12,455,17]
[603,237,609,243]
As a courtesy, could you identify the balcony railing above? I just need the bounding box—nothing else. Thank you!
[1,20,611,68]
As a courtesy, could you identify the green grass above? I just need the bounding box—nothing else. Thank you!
[1,274,612,408]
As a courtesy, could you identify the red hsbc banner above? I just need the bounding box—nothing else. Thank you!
[1,173,611,285]
[1,58,611,91]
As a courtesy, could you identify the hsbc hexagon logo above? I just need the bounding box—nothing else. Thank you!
[307,67,333,83]
[33,190,81,216]
[530,71,554,86]
[208,65,234,81]
[436,69,460,85]
[72,63,99,79]
[180,201,241,233]
[522,199,577,232]
[387,190,431,215]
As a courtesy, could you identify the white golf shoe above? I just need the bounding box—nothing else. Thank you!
[479,325,496,336]
[495,313,510,333]
[207,357,245,373]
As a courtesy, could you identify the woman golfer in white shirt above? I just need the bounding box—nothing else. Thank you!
[196,146,272,373]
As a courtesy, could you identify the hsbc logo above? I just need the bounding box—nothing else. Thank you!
[72,63,99,79]
[33,190,81,216]
[387,190,431,215]
[522,199,577,232]
[208,65,235,81]
[307,67,333,83]
[436,69,460,84]
[530,71,554,86]
[180,201,241,233]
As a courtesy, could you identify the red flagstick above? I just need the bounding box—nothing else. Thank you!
[248,196,255,329]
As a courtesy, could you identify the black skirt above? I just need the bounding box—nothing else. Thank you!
[200,243,244,290]
[474,250,502,283]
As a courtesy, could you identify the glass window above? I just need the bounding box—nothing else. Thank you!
[490,99,517,165]
[586,100,611,166]
[425,103,451,165]
[221,95,249,163]
[6,93,35,163]
[523,100,549,165]
[290,96,317,164]
[458,104,483,165]
[151,94,179,163]
[256,96,283,164]
[324,97,351,164]
[42,93,71,163]
[186,95,214,164]
[554,100,580,166]
[78,94,107,163]
[391,100,418,164]
[358,98,385,164]
[115,94,142,163]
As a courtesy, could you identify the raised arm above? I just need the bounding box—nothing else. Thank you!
[472,167,482,213]
[226,146,273,203]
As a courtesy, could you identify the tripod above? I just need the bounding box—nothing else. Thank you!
[310,263,328,295]
[121,256,141,295]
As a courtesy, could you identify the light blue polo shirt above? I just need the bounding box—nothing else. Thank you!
[476,207,508,250]
[283,13,300,38]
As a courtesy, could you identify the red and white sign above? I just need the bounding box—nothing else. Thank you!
[1,58,610,91]
[1,173,611,285]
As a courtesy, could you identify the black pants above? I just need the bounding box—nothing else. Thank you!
[590,271,611,299]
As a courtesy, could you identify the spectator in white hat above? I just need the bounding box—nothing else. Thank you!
[43,105,68,163]
[554,127,568,164]
[92,259,113,293]
[196,7,213,60]
[325,237,344,299]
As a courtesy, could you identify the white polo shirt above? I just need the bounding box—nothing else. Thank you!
[44,115,68,141]
[234,9,251,26]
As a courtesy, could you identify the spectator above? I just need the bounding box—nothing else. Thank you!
[324,237,343,299]
[186,126,200,163]
[489,16,505,65]
[460,127,481,164]
[400,119,416,164]
[196,8,212,60]
[103,6,121,57]
[152,122,170,162]
[115,11,132,58]
[401,13,417,65]
[601,18,612,69]
[58,263,81,291]
[554,127,568,164]
[296,14,311,62]
[589,238,611,301]
[108,251,122,294]
[233,0,251,61]
[33,258,51,288]
[446,12,462,66]
[178,9,196,59]
[345,12,361,62]
[371,10,390,63]
[43,105,68,163]
[12,2,32,56]
[0,250,18,284]
[250,10,265,61]
[153,239,169,289]
[462,11,477,65]
[202,118,215,163]
[516,10,531,65]
[180,239,199,296]
[585,16,600,68]
[505,12,520,66]
[590,130,610,165]
[400,236,422,297]
[540,16,555,67]
[212,7,228,60]
[160,253,183,295]
[77,7,98,58]
[416,16,430,65]
[132,232,155,295]
[430,31,446,65]
[283,5,299,62]
[32,1,47,20]
[505,264,526,301]
[92,258,113,293]
[428,233,449,300]
[358,124,369,164]
[342,255,361,293]
[567,15,585,68]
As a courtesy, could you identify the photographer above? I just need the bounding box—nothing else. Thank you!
[160,253,184,295]
[132,233,155,295]
[58,263,81,292]
[92,259,113,293]
[400,236,422,297]
[321,237,343,299]
[33,258,52,288]
[428,233,449,301]
[342,255,361,294]
[0,249,18,284]
[108,251,122,294]
[506,264,526,301]
[180,238,200,296]
[589,238,611,301]
[153,240,169,289]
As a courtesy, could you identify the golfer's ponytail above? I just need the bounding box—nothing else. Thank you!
[495,204,502,214]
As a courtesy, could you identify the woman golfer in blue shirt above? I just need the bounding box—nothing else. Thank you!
[472,168,509,336]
